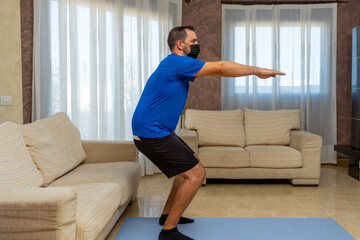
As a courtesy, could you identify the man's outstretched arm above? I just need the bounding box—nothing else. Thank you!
[194,61,285,79]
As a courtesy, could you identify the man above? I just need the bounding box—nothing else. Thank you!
[132,26,285,240]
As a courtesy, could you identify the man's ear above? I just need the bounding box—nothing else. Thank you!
[176,40,184,50]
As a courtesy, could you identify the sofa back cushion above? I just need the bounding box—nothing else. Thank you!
[20,112,86,186]
[244,108,300,146]
[185,109,245,147]
[0,122,43,187]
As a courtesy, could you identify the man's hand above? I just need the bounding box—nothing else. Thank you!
[256,68,286,79]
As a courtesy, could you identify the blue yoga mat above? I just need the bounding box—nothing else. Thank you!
[115,217,355,240]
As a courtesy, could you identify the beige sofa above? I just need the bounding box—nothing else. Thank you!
[0,112,142,240]
[179,108,323,186]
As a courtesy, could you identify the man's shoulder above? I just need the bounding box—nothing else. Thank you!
[166,54,203,65]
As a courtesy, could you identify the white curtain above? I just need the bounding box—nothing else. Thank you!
[33,0,182,175]
[222,4,337,164]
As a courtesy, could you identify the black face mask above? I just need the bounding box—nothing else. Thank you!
[184,43,200,59]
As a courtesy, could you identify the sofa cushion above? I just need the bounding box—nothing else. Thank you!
[199,146,250,168]
[246,145,302,168]
[0,122,43,187]
[244,108,300,146]
[185,109,245,147]
[67,183,122,240]
[20,112,86,186]
[49,162,142,205]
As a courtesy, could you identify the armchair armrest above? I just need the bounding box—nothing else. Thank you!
[289,130,323,178]
[0,187,77,240]
[179,129,199,155]
[82,140,139,164]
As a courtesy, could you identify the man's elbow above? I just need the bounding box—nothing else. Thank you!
[218,61,226,76]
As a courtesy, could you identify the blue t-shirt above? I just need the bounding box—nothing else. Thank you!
[132,54,206,138]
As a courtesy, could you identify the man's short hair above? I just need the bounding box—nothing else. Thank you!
[167,26,195,51]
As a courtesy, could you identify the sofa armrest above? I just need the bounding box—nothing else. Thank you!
[179,129,199,155]
[289,130,323,178]
[82,140,139,164]
[0,187,77,240]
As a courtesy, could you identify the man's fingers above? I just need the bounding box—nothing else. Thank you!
[273,70,286,75]
[258,69,286,79]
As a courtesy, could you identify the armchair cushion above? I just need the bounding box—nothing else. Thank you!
[20,113,86,186]
[185,109,245,147]
[0,122,43,187]
[244,108,300,146]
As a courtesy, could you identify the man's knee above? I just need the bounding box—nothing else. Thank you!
[183,164,205,185]
[198,165,206,181]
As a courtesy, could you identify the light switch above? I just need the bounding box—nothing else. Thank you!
[0,96,12,106]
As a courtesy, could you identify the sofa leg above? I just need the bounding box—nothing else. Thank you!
[201,178,207,186]
[290,179,319,186]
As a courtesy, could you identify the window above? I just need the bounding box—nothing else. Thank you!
[34,0,182,140]
[222,4,337,163]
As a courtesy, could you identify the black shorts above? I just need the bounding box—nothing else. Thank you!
[133,133,199,178]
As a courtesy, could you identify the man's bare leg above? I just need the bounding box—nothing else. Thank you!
[162,175,185,215]
[163,162,205,230]
[162,153,201,215]
[158,160,205,239]
[159,174,195,226]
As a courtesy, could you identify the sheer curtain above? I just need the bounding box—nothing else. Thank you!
[222,4,337,164]
[33,0,182,175]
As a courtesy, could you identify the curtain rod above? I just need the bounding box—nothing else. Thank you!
[221,0,349,4]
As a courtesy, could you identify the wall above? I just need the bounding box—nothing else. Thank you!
[182,0,222,111]
[0,0,23,124]
[182,0,360,148]
[21,0,33,124]
[337,1,360,146]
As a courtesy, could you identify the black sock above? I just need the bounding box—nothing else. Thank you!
[159,214,195,226]
[158,227,194,240]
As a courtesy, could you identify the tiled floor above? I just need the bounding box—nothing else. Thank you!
[106,161,360,240]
